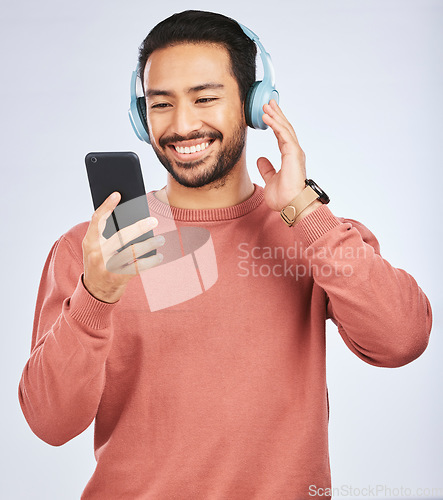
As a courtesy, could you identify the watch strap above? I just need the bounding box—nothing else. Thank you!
[280,185,319,227]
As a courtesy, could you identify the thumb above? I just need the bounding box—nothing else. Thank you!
[256,157,276,185]
[96,192,121,236]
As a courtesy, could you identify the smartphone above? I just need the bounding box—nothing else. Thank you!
[85,151,156,258]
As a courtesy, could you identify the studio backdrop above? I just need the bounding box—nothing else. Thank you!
[2,0,441,499]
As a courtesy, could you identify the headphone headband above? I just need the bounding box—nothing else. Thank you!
[237,23,276,88]
[128,21,279,144]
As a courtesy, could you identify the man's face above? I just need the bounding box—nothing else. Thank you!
[143,42,247,189]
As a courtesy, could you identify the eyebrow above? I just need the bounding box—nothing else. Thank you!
[145,83,225,98]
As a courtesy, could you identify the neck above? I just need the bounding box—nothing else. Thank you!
[154,158,255,210]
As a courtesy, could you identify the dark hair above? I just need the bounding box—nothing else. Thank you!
[137,10,257,104]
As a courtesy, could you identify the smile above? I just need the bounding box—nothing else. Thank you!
[168,139,216,161]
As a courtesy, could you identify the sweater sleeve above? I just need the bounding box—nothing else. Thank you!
[18,234,119,446]
[295,205,432,368]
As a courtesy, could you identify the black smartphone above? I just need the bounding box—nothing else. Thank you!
[85,151,156,258]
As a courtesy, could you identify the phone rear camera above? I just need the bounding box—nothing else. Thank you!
[91,157,97,163]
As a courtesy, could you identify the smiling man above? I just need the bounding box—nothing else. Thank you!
[18,10,432,500]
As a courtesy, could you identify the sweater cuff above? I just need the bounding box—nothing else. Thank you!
[295,204,343,247]
[68,274,119,330]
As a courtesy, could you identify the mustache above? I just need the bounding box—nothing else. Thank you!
[159,130,223,148]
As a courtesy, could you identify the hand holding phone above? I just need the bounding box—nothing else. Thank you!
[84,151,165,303]
[85,151,156,256]
[82,191,165,303]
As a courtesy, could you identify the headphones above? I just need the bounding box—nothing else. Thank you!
[128,22,279,145]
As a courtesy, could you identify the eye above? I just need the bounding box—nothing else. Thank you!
[196,98,218,104]
[151,102,171,109]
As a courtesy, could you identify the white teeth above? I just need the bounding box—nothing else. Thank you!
[174,141,211,154]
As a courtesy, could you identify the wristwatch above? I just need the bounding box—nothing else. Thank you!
[280,179,330,227]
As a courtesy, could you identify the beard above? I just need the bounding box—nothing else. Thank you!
[150,122,246,189]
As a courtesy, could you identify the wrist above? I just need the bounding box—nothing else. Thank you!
[82,274,124,304]
[280,179,330,227]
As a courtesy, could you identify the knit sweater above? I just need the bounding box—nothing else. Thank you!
[18,183,432,500]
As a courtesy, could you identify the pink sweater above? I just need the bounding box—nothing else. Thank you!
[18,184,432,499]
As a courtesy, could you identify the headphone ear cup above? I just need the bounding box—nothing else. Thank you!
[244,82,260,128]
[247,81,279,130]
[136,97,150,144]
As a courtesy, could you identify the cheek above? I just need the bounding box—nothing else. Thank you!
[207,103,244,133]
[225,96,246,128]
[147,115,167,145]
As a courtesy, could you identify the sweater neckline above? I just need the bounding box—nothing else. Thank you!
[146,183,265,222]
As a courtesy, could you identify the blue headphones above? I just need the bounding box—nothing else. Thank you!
[128,22,279,145]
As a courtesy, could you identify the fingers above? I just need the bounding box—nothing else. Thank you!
[99,216,159,256]
[121,252,164,275]
[263,100,300,146]
[262,101,305,162]
[105,235,165,275]
[262,110,298,155]
[106,235,165,272]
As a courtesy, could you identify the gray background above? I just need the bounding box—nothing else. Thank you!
[2,0,441,498]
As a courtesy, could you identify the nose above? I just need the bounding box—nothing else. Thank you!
[170,101,202,138]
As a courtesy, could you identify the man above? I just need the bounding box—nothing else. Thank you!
[18,10,432,500]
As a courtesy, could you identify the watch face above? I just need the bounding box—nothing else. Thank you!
[305,179,330,204]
